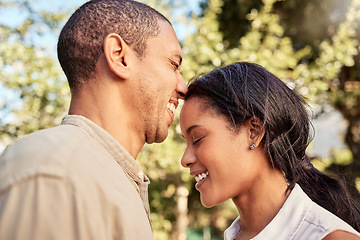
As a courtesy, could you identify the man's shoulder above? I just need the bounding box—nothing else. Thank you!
[0,125,92,188]
[0,123,131,191]
[1,124,86,162]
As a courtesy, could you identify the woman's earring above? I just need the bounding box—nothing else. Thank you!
[249,144,256,150]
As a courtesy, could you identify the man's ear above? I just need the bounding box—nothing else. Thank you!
[248,117,265,146]
[103,33,130,79]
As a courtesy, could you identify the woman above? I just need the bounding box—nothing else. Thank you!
[180,62,360,240]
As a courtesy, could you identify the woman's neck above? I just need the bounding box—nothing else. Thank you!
[232,169,289,240]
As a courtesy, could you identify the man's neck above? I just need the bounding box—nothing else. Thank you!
[68,85,145,159]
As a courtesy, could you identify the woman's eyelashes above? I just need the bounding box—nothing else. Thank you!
[192,136,204,145]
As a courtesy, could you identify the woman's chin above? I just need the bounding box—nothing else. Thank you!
[200,198,218,208]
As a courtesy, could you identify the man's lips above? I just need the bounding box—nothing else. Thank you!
[166,99,178,122]
[167,102,176,114]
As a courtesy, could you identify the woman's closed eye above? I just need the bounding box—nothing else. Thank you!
[193,137,204,145]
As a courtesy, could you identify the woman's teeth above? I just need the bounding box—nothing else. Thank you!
[194,171,209,182]
[167,102,176,114]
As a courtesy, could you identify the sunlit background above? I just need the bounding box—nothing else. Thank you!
[1,0,360,239]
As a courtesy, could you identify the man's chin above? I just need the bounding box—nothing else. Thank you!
[146,130,168,144]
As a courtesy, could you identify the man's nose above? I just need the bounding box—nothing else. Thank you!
[177,75,188,99]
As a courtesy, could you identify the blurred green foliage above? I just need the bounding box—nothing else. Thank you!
[1,0,360,239]
[0,0,70,146]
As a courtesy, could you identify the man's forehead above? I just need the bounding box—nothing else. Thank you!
[158,20,181,46]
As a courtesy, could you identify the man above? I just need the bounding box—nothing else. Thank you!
[0,0,187,239]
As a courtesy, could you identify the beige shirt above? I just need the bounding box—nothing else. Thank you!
[0,115,154,240]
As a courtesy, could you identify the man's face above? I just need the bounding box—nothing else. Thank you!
[130,20,188,144]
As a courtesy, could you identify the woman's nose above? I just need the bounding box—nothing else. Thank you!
[181,147,196,168]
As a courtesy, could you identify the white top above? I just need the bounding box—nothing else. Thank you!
[224,184,360,240]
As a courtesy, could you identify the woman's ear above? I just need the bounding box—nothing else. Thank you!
[248,117,265,146]
[103,33,130,79]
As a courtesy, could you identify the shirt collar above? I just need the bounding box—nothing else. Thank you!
[224,216,241,240]
[61,115,150,214]
[61,115,146,181]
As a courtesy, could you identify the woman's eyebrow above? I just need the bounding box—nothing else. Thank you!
[186,125,200,135]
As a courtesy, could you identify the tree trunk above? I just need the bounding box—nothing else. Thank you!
[331,65,360,197]
[175,185,189,240]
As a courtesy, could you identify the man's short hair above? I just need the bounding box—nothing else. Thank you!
[57,0,170,90]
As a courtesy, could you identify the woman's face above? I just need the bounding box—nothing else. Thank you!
[180,98,264,207]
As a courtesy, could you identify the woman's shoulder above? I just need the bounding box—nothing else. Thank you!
[298,185,360,238]
[322,230,360,240]
[288,184,360,239]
